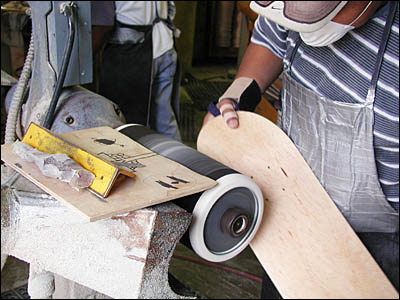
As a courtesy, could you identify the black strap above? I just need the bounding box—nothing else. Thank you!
[112,2,175,32]
[153,1,176,32]
[288,34,302,72]
[368,1,397,98]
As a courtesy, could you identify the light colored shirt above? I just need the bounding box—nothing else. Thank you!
[115,1,175,58]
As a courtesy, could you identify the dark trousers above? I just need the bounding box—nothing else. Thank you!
[261,231,399,298]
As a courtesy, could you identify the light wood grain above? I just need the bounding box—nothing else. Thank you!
[1,126,216,222]
[197,111,398,299]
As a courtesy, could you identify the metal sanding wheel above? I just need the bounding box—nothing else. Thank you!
[117,124,264,262]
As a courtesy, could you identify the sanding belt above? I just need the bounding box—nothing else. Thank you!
[208,77,262,121]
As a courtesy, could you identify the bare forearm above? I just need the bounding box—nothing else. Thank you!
[236,43,283,92]
[202,43,283,129]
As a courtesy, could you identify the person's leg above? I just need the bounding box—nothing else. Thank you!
[150,49,181,140]
[356,232,399,292]
[260,270,281,299]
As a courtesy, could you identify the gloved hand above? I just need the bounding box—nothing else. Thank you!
[202,98,239,129]
[202,77,261,129]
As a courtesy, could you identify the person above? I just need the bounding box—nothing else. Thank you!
[203,1,399,298]
[84,1,115,94]
[98,1,181,141]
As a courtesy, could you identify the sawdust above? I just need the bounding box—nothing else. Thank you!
[111,210,154,258]
[7,200,155,298]
[2,167,191,298]
[1,187,21,270]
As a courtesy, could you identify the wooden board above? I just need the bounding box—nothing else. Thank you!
[197,111,398,299]
[1,126,216,222]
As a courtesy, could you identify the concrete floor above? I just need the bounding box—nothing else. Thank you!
[1,59,266,299]
[170,244,263,299]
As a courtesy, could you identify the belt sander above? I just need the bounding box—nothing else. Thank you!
[117,124,264,262]
[2,122,264,262]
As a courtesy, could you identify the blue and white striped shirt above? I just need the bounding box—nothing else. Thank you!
[251,3,399,211]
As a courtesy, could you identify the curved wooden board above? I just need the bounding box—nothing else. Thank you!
[197,111,398,299]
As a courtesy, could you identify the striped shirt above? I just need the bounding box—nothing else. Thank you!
[251,3,399,211]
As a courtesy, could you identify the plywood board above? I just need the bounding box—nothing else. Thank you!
[1,126,216,222]
[197,111,398,299]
